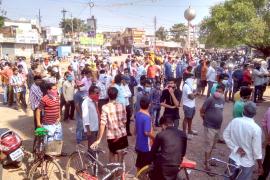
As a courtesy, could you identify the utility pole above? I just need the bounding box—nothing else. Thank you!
[38,9,42,25]
[61,8,67,21]
[61,8,67,42]
[154,16,157,51]
[70,13,75,53]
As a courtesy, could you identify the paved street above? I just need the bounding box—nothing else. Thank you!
[1,82,269,180]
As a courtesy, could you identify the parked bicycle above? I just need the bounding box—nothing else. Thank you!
[136,157,242,180]
[27,127,63,180]
[66,144,135,180]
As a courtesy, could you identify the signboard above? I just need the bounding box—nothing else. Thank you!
[16,29,39,44]
[79,33,104,46]
[87,16,96,38]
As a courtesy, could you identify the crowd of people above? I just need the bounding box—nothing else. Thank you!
[0,52,270,180]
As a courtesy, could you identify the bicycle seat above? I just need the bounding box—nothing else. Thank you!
[180,158,197,169]
[35,127,48,137]
[115,148,128,155]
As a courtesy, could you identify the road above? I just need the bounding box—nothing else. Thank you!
[1,56,269,180]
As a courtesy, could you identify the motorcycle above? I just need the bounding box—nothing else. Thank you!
[0,128,24,168]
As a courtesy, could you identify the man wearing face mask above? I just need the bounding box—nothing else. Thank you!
[182,74,197,137]
[63,74,75,121]
[135,79,152,114]
[160,78,181,128]
[74,80,87,144]
[82,85,100,153]
[200,84,225,172]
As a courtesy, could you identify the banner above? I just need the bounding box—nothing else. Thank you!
[79,33,104,46]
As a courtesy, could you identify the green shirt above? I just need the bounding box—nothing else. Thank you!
[233,100,245,118]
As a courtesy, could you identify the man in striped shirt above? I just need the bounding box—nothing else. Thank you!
[10,67,27,111]
[29,75,43,129]
[36,83,61,127]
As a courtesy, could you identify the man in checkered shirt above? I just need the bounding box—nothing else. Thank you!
[91,87,128,162]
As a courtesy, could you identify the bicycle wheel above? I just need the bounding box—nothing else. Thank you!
[28,158,63,180]
[66,151,95,180]
[136,165,152,180]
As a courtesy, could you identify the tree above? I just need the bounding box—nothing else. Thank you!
[200,0,270,57]
[170,23,187,44]
[155,26,168,41]
[60,18,87,34]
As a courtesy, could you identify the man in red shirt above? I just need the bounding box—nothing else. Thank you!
[242,64,252,86]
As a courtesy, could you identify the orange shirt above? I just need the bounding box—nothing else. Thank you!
[0,67,13,84]
[147,65,158,78]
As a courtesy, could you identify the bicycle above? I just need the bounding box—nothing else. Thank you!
[136,157,242,180]
[27,127,63,180]
[66,144,135,180]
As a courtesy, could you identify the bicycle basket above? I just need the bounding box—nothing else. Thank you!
[45,140,63,156]
[35,127,48,137]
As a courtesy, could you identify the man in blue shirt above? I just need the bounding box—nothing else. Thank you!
[74,80,87,144]
[164,57,173,83]
[135,96,154,171]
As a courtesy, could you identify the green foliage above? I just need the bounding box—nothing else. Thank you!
[200,0,270,56]
[170,23,187,43]
[0,16,4,28]
[60,18,87,34]
[155,26,168,41]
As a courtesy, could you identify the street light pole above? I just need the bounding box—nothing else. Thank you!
[70,13,75,53]
[89,0,95,60]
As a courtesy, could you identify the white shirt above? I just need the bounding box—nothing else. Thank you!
[63,81,75,101]
[82,97,99,132]
[206,66,216,82]
[182,83,195,108]
[122,84,132,106]
[223,116,262,167]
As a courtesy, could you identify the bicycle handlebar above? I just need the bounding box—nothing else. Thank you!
[209,158,239,168]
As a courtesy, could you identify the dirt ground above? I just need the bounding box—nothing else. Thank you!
[1,59,270,180]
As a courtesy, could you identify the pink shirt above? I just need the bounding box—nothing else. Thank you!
[262,107,270,135]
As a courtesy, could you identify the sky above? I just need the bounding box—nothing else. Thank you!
[3,0,223,34]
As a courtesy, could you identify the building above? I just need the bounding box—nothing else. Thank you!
[44,27,63,45]
[111,28,146,53]
[0,18,42,59]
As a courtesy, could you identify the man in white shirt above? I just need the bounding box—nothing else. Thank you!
[82,85,100,152]
[223,102,263,180]
[182,74,197,137]
[122,75,132,136]
[206,61,217,97]
[63,74,75,121]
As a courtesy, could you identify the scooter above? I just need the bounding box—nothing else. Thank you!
[0,128,24,168]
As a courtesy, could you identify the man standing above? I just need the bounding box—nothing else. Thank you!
[150,116,187,180]
[29,75,43,129]
[206,61,217,97]
[63,74,75,121]
[10,67,27,111]
[91,87,128,163]
[82,85,100,151]
[200,84,225,172]
[74,80,87,144]
[182,74,197,137]
[223,102,263,180]
[259,107,270,180]
[135,97,154,171]
[160,78,181,128]
[233,86,252,118]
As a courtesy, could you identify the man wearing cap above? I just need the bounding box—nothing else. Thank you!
[74,80,87,144]
[223,102,263,180]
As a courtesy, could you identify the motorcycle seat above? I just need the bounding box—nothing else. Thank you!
[0,128,10,137]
